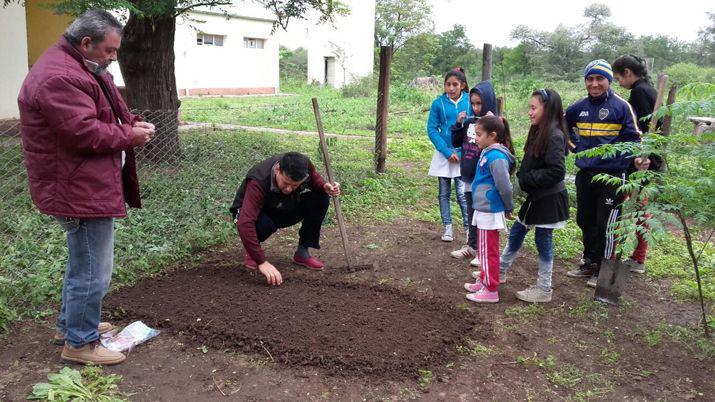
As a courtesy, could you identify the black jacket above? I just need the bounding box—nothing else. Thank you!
[630,79,664,172]
[517,127,567,201]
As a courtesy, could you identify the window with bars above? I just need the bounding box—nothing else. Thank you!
[243,37,265,49]
[196,33,224,46]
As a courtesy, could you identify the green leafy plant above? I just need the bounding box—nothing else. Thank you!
[416,368,433,389]
[28,366,127,401]
[577,83,715,337]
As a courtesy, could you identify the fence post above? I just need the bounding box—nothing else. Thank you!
[661,84,677,136]
[497,96,504,117]
[375,45,392,174]
[482,43,492,81]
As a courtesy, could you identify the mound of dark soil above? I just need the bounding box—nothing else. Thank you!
[105,265,476,378]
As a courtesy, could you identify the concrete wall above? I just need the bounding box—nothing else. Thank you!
[0,3,29,119]
[291,0,375,88]
[110,9,279,96]
[25,0,73,67]
[175,11,279,95]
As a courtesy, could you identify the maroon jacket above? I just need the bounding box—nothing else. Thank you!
[17,37,141,218]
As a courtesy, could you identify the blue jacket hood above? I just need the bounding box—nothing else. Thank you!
[472,81,497,117]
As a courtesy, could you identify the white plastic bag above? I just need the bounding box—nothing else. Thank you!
[101,321,159,352]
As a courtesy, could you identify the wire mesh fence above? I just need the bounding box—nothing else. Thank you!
[1,110,183,219]
[0,105,382,244]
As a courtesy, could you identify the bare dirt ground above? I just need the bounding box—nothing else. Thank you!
[1,219,713,401]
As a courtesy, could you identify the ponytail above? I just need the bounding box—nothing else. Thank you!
[477,115,515,174]
[612,54,651,85]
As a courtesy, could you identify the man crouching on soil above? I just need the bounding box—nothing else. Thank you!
[230,152,340,286]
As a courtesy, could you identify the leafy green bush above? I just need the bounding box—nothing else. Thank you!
[391,84,434,106]
[664,63,715,88]
[340,74,377,98]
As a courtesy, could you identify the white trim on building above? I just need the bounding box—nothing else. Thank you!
[1,3,29,119]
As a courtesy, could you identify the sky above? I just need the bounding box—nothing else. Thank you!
[428,0,713,48]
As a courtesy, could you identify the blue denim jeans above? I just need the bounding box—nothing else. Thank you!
[437,177,468,227]
[500,220,554,291]
[55,217,115,347]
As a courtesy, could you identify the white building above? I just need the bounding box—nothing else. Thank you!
[0,3,30,119]
[109,4,281,96]
[277,0,376,88]
[0,1,375,119]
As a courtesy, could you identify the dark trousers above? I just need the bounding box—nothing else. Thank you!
[465,190,477,249]
[575,170,625,268]
[255,190,330,249]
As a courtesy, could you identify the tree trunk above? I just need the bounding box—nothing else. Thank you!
[482,43,492,81]
[119,13,182,164]
[374,46,392,173]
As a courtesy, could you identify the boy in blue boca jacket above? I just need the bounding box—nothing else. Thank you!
[449,81,497,266]
[564,59,650,287]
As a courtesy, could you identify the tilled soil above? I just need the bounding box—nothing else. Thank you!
[1,219,713,401]
[104,266,476,378]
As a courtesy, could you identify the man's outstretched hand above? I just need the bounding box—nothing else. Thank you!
[258,260,283,286]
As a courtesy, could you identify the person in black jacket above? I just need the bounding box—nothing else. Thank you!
[499,89,570,303]
[449,81,498,266]
[612,54,662,274]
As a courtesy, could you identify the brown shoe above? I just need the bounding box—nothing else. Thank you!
[61,341,126,365]
[53,322,114,345]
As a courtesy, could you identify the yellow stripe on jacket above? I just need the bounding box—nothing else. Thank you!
[575,122,622,136]
[576,122,622,130]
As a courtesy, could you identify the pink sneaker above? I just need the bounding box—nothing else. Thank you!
[293,254,324,270]
[463,282,484,293]
[243,251,257,270]
[465,288,499,303]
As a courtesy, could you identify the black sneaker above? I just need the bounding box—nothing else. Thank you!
[566,261,598,278]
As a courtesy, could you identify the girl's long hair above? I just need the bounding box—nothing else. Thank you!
[444,67,468,90]
[525,89,569,158]
[477,115,515,174]
[612,54,651,85]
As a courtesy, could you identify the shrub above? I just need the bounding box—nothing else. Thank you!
[340,74,377,98]
[664,63,715,88]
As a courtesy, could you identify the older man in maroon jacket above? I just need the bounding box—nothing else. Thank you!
[18,10,154,365]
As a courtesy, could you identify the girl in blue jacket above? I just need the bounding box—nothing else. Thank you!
[427,69,471,242]
[463,115,515,304]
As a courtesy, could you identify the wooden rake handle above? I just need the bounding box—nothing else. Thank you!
[311,97,352,268]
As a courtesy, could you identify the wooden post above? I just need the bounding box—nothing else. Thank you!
[646,57,655,75]
[482,43,493,81]
[496,96,504,117]
[648,74,668,133]
[660,84,677,136]
[374,45,392,173]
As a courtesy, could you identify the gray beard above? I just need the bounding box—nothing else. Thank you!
[84,58,109,75]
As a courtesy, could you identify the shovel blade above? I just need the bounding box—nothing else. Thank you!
[594,259,630,306]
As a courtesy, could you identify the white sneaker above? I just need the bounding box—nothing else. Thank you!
[441,224,453,242]
[450,245,476,259]
[470,257,481,267]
